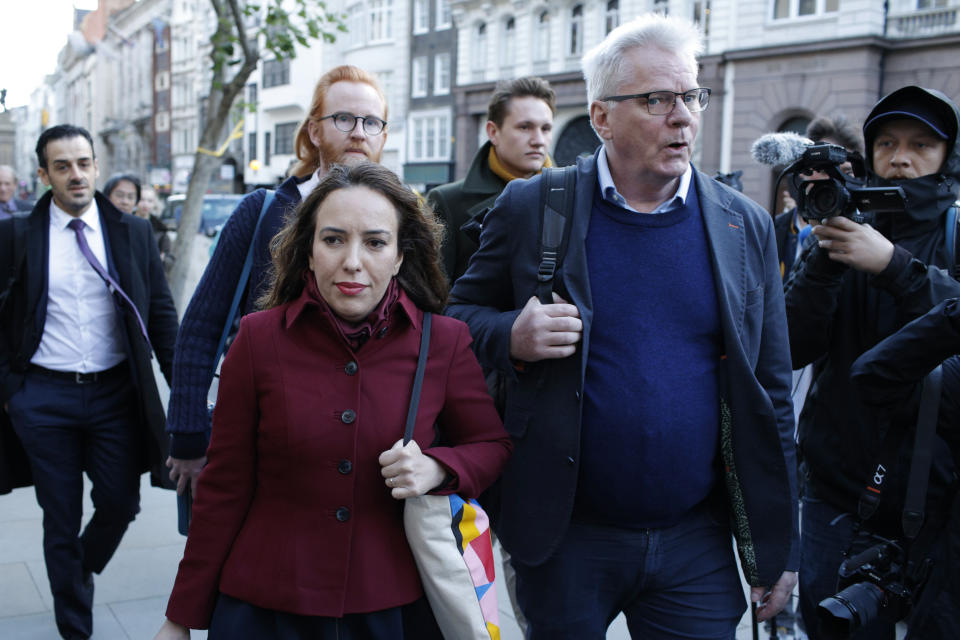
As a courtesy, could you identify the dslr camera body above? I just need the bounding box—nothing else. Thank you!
[817,533,932,638]
[783,143,905,222]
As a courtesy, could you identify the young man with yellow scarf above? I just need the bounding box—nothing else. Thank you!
[427,76,555,282]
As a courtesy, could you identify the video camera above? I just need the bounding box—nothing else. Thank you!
[817,533,932,638]
[784,143,906,223]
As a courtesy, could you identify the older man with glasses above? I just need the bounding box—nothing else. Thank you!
[447,13,798,639]
[165,65,389,495]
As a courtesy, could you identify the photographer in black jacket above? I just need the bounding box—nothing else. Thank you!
[851,298,960,637]
[785,86,960,639]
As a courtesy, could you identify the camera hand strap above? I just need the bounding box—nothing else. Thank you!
[855,365,943,540]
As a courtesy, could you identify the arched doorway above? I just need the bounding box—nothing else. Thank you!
[553,116,601,168]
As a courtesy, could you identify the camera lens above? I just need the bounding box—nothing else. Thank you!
[807,181,848,218]
[817,582,884,638]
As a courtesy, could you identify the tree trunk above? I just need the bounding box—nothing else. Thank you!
[166,150,222,311]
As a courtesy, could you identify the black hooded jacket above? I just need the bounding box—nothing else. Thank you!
[784,87,960,521]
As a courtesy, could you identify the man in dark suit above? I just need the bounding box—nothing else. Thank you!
[447,13,798,639]
[0,164,33,217]
[426,76,555,282]
[0,125,178,640]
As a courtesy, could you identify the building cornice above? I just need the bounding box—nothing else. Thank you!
[708,32,960,63]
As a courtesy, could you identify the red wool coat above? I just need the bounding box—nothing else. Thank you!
[165,287,511,628]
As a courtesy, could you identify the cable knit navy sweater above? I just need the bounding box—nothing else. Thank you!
[166,176,304,458]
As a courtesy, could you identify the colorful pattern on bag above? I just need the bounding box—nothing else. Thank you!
[449,495,500,640]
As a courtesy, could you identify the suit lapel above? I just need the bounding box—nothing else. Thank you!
[24,207,49,319]
[98,196,132,296]
[559,154,597,376]
[697,173,747,345]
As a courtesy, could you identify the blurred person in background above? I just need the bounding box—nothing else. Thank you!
[103,173,141,216]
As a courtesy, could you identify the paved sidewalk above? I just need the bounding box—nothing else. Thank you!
[0,475,788,639]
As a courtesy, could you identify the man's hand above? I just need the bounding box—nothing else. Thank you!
[509,293,582,362]
[751,570,798,622]
[379,439,447,500]
[812,216,894,274]
[166,456,206,496]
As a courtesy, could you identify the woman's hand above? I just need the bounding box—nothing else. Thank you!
[379,439,448,499]
[153,619,189,640]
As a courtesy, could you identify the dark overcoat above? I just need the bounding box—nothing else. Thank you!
[0,191,179,493]
[426,141,507,282]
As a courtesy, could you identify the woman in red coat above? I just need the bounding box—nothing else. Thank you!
[154,162,511,639]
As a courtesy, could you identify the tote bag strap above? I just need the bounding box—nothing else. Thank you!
[403,312,432,445]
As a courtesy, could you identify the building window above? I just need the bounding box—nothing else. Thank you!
[434,53,450,96]
[500,17,516,73]
[275,122,297,155]
[436,0,451,29]
[473,23,488,81]
[605,0,620,34]
[917,0,948,7]
[412,56,428,97]
[376,70,394,113]
[262,59,289,88]
[413,0,429,34]
[409,111,451,161]
[569,4,583,57]
[773,0,840,19]
[248,131,257,161]
[693,0,711,35]
[154,71,171,91]
[534,10,550,62]
[247,82,257,106]
[264,132,271,165]
[346,3,365,46]
[369,0,393,43]
[653,0,669,14]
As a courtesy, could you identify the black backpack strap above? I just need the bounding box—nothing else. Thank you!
[901,364,943,539]
[855,364,944,539]
[536,165,577,304]
[946,203,958,279]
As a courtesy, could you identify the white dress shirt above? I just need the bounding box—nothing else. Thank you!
[296,168,323,199]
[31,200,126,373]
[596,146,692,214]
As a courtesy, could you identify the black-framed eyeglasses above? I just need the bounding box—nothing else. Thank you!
[601,88,712,115]
[319,112,387,135]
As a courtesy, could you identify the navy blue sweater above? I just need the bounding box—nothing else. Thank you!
[575,182,723,528]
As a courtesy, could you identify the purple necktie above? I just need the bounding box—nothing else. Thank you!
[67,218,153,351]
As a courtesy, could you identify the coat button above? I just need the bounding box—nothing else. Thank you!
[335,507,351,522]
[341,409,356,424]
[344,361,358,376]
[338,459,353,474]
[567,456,575,465]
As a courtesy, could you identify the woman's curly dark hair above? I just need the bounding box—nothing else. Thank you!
[259,162,448,313]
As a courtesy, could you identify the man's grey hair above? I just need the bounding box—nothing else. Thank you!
[0,165,15,179]
[582,13,704,105]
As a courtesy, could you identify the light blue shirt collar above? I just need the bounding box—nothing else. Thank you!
[597,146,692,214]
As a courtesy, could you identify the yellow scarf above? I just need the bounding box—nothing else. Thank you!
[488,146,554,183]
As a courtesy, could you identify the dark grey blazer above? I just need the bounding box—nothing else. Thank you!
[447,150,798,587]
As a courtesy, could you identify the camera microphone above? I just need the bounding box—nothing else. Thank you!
[751,132,813,168]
